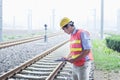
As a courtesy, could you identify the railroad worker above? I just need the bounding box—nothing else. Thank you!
[60,17,94,80]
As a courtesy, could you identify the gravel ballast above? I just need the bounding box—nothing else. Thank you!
[0,34,69,75]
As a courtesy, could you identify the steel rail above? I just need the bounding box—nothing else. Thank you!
[0,40,69,80]
[0,32,64,49]
[46,62,66,80]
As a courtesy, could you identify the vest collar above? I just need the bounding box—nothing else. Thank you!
[71,28,78,35]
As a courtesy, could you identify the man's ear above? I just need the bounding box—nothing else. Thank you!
[69,21,74,26]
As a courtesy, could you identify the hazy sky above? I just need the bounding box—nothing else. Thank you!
[3,0,120,30]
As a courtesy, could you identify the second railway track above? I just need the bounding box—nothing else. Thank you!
[0,32,64,49]
[0,40,73,80]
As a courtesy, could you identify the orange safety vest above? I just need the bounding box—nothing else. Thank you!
[70,29,93,66]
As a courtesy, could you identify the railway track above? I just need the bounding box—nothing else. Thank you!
[0,40,72,80]
[0,32,64,49]
[1,35,119,80]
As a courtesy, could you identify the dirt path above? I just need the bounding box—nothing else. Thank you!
[94,70,120,80]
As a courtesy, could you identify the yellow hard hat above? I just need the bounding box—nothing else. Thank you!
[60,17,71,28]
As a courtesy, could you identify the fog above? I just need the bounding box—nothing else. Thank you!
[3,0,120,33]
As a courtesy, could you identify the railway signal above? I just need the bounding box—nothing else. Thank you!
[44,24,47,42]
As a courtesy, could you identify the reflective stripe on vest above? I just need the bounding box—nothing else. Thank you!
[70,48,82,52]
[71,54,80,59]
[70,40,81,44]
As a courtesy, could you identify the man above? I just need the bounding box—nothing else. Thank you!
[60,17,94,80]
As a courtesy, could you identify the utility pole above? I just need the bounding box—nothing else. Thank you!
[101,0,104,39]
[28,9,32,31]
[52,9,55,30]
[117,9,120,32]
[0,0,2,41]
[13,16,15,29]
[93,9,96,31]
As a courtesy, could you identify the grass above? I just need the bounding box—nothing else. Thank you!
[92,39,120,71]
[2,30,54,41]
[3,33,39,41]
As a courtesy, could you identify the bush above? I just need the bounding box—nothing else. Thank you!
[105,35,120,52]
[92,39,120,71]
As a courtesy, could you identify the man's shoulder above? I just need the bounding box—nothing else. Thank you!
[80,30,90,39]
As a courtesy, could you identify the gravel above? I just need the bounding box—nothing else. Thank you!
[0,34,69,75]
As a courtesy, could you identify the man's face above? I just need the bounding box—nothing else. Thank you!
[62,25,73,34]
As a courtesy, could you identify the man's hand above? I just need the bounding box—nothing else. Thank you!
[61,57,68,61]
[67,58,75,63]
